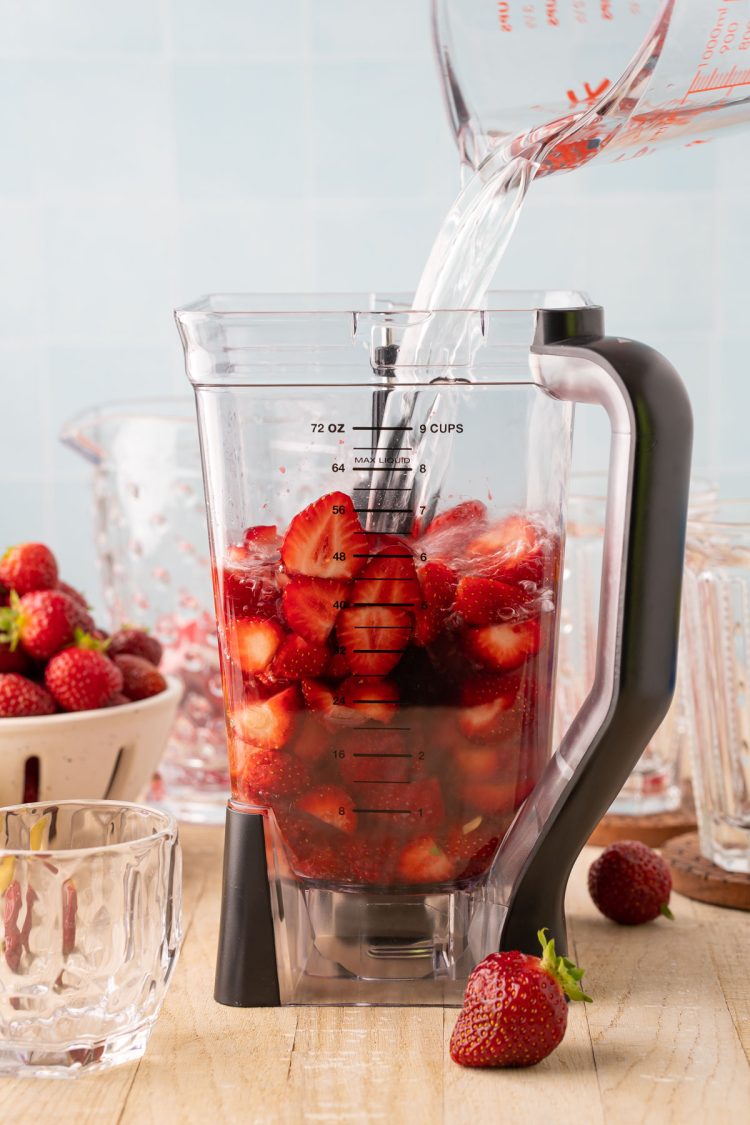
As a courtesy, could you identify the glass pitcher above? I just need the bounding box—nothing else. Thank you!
[61,399,228,824]
[433,1,750,177]
[176,292,691,1006]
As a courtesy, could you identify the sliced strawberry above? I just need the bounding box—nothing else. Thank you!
[220,562,280,620]
[231,686,299,749]
[243,524,280,549]
[336,606,412,677]
[445,819,503,881]
[419,560,458,609]
[467,514,547,584]
[352,544,420,611]
[282,575,350,645]
[269,634,330,681]
[280,491,367,580]
[413,560,458,645]
[450,743,513,779]
[352,777,444,833]
[458,777,520,816]
[326,650,350,679]
[237,750,310,804]
[297,784,357,835]
[231,617,285,675]
[460,671,521,708]
[414,499,487,541]
[462,618,541,672]
[453,575,532,626]
[396,836,453,884]
[287,840,345,882]
[336,728,410,784]
[300,678,358,725]
[341,675,399,723]
[457,670,522,741]
[289,715,331,764]
[344,836,402,885]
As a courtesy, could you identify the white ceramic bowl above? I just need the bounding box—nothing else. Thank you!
[0,677,182,807]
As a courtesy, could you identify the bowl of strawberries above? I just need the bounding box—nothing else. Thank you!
[0,543,182,806]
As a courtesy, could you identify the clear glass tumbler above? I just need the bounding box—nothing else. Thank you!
[555,474,715,815]
[0,801,182,1078]
[684,502,750,873]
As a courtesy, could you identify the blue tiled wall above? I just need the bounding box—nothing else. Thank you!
[0,0,745,608]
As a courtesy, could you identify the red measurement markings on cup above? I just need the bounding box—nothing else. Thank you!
[683,4,750,101]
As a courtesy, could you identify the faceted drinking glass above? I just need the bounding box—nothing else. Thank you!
[555,474,715,815]
[0,801,182,1078]
[684,502,750,873]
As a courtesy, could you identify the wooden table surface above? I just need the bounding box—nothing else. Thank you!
[3,825,749,1124]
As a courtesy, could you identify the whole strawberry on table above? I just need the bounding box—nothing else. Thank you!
[0,542,167,717]
[450,929,591,1068]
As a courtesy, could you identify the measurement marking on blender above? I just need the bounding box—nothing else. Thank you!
[353,808,412,815]
[352,448,412,453]
[351,601,416,608]
[352,726,411,731]
[353,649,406,655]
[352,779,410,784]
[352,467,412,472]
[352,752,412,758]
[352,426,412,431]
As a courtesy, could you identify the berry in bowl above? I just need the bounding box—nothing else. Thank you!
[0,543,181,805]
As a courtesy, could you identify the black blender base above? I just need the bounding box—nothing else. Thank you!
[215,805,280,1007]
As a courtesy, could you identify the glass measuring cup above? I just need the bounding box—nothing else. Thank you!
[176,292,691,1007]
[61,400,229,824]
[433,1,750,177]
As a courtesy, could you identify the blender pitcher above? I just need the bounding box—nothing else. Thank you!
[176,293,691,1006]
[61,399,229,824]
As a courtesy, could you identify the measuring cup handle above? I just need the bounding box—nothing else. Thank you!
[495,306,693,956]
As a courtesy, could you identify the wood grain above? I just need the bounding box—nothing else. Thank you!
[1,828,748,1124]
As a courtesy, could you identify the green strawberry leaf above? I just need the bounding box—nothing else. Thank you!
[538,928,592,1003]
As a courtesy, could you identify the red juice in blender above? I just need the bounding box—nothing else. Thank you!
[216,493,561,890]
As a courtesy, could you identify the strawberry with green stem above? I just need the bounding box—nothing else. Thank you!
[450,929,591,1068]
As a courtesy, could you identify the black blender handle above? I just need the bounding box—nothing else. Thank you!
[494,306,693,956]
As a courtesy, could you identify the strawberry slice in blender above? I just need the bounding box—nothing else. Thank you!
[288,714,331,764]
[453,575,532,626]
[268,634,330,681]
[413,499,487,541]
[462,618,541,672]
[458,777,520,817]
[238,750,311,803]
[396,836,453,884]
[280,491,368,580]
[352,777,444,833]
[231,685,299,750]
[413,559,458,645]
[221,562,280,620]
[336,606,412,676]
[467,514,546,585]
[450,743,514,779]
[445,819,503,881]
[282,576,350,644]
[457,670,522,740]
[301,678,358,724]
[336,547,417,675]
[243,524,280,550]
[232,617,285,675]
[341,675,399,723]
[335,728,411,783]
[297,784,357,835]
